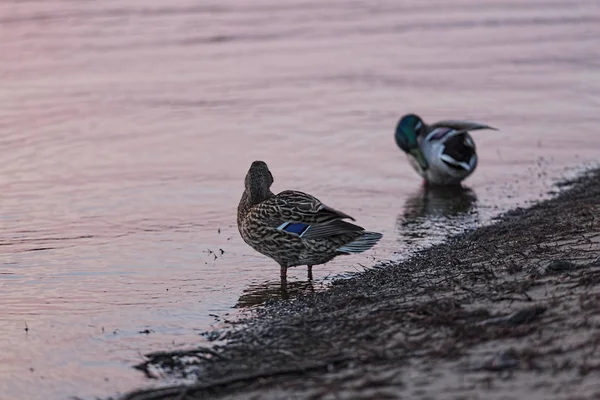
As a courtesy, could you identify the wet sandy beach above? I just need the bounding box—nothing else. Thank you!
[120,168,600,400]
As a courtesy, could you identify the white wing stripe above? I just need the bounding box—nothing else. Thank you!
[276,222,290,230]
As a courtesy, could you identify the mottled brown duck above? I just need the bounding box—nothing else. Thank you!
[237,161,382,282]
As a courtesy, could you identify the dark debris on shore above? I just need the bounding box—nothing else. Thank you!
[118,169,600,400]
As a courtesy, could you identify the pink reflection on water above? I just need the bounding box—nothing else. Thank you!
[1,0,600,398]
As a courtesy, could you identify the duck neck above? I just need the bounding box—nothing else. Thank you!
[238,187,273,220]
[247,185,273,206]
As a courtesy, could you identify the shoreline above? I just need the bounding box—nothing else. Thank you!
[116,168,600,400]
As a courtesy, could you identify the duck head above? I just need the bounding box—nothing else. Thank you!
[244,160,274,204]
[395,114,429,170]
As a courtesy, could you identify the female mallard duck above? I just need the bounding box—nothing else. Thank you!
[394,113,497,186]
[237,161,383,281]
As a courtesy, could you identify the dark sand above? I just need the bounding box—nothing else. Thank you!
[118,169,600,400]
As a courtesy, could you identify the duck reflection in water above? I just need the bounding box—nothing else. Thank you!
[397,184,479,247]
[235,279,316,308]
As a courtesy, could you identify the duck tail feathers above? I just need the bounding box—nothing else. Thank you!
[337,231,383,254]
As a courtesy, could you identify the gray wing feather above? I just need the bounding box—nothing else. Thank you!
[301,220,364,240]
[430,120,497,132]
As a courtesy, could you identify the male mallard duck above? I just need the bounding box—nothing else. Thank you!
[394,113,497,185]
[237,161,383,281]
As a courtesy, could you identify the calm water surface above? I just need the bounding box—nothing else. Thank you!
[1,0,599,398]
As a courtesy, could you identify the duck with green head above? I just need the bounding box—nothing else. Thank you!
[237,161,382,282]
[395,113,497,186]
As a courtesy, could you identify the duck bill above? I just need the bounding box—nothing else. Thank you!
[409,148,429,170]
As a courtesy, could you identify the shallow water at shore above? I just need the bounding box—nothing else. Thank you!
[1,0,599,398]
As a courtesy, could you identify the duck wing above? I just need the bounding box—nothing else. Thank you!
[430,120,497,133]
[271,190,355,223]
[254,190,364,239]
[299,219,365,240]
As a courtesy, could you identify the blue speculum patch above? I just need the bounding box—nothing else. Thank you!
[283,223,310,235]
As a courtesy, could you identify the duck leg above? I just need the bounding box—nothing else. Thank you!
[280,264,287,284]
[307,265,313,281]
[279,264,288,293]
